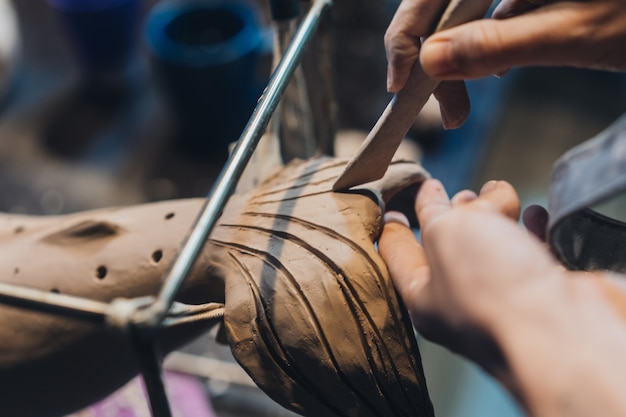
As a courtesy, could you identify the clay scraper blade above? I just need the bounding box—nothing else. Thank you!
[332,0,494,191]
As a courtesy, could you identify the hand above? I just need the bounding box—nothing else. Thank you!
[387,0,626,83]
[385,0,626,128]
[379,179,559,359]
[379,179,626,416]
[384,0,471,128]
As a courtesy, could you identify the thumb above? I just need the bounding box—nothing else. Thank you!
[378,212,430,311]
[420,2,606,79]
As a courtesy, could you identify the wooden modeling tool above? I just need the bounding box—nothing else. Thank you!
[332,0,494,191]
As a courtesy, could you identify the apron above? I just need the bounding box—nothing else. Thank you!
[549,113,626,272]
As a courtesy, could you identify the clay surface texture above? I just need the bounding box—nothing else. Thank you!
[0,198,220,417]
[216,157,434,417]
[0,156,432,417]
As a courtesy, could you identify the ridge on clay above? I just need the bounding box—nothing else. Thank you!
[0,156,433,417]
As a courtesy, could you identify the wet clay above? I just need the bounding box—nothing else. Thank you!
[216,157,434,416]
[0,199,222,417]
[0,156,432,417]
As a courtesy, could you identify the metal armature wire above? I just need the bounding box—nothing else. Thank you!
[140,0,333,327]
[0,1,333,416]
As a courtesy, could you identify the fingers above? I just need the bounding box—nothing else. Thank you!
[385,0,471,128]
[379,212,430,310]
[420,2,605,79]
[415,179,451,227]
[451,189,477,206]
[492,0,547,19]
[416,179,520,226]
[385,0,449,92]
[385,31,420,93]
[522,204,549,242]
[468,180,521,220]
[433,80,470,129]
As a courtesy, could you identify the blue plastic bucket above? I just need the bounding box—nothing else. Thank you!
[145,0,268,154]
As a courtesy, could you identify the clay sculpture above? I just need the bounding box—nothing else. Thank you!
[220,157,433,417]
[0,197,222,417]
[0,156,432,417]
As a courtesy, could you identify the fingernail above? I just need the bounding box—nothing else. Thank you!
[421,39,456,77]
[384,212,410,228]
[439,103,468,130]
[439,106,460,130]
[480,180,498,193]
[439,104,452,129]
[386,65,395,92]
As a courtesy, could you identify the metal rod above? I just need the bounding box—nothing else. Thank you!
[141,0,333,326]
[0,281,108,323]
[130,328,173,417]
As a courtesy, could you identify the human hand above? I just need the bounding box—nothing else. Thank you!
[385,0,626,129]
[384,0,472,128]
[387,0,626,84]
[379,179,626,416]
[379,179,561,361]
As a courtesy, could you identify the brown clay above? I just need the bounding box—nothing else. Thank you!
[0,156,432,417]
[0,198,223,417]
[218,157,434,416]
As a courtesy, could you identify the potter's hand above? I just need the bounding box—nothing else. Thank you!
[385,0,626,127]
[387,0,626,84]
[379,179,558,354]
[379,179,626,416]
[384,0,471,129]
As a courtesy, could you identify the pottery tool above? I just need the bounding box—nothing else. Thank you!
[332,0,494,191]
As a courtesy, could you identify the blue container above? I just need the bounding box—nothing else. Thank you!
[47,0,141,73]
[145,0,268,154]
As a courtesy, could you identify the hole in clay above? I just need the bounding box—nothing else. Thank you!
[96,265,107,280]
[14,226,24,234]
[50,288,60,294]
[165,212,175,220]
[14,267,19,274]
[152,249,163,263]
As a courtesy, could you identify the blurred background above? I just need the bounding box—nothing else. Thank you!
[0,0,625,416]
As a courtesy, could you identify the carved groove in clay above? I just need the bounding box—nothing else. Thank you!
[0,156,431,417]
[218,157,434,417]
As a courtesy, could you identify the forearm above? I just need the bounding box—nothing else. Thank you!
[490,271,626,417]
